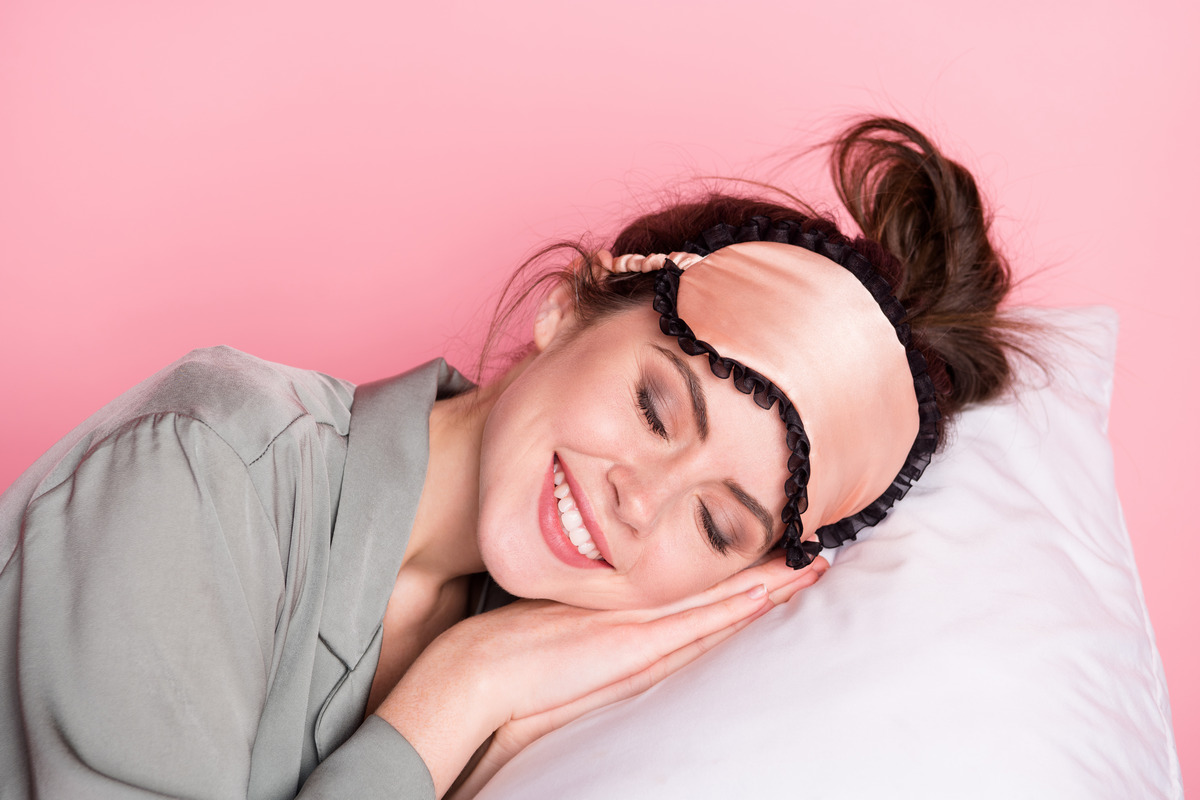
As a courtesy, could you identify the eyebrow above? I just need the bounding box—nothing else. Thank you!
[726,480,776,552]
[650,344,709,441]
[648,344,775,551]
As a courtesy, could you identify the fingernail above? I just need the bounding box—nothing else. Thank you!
[748,584,766,599]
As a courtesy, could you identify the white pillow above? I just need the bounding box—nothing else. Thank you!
[477,306,1183,800]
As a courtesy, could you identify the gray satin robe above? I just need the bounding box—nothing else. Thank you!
[0,346,467,799]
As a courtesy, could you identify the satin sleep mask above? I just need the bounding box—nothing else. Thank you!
[610,217,940,568]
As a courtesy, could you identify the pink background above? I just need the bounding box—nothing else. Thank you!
[2,0,1195,791]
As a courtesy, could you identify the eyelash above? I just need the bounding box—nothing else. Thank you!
[636,382,669,439]
[636,378,731,556]
[698,502,731,555]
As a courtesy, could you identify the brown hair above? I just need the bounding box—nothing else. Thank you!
[480,117,1027,437]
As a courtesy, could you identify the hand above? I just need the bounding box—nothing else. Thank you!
[441,555,829,799]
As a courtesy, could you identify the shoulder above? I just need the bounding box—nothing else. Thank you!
[6,347,355,514]
[127,346,356,464]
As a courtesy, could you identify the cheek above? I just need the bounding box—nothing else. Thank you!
[473,387,549,584]
[624,570,741,609]
[623,539,748,608]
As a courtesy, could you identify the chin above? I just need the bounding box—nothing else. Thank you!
[476,524,542,600]
[478,538,602,608]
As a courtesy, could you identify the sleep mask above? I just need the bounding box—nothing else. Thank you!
[609,217,940,568]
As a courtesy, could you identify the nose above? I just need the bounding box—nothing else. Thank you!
[608,460,678,537]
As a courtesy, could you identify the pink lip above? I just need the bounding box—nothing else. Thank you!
[539,454,615,570]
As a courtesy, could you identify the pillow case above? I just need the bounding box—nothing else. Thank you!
[476,306,1182,799]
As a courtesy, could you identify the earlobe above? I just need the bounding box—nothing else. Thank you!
[532,281,576,352]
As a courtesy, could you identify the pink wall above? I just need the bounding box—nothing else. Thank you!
[2,0,1195,791]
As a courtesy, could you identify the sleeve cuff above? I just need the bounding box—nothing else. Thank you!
[299,715,436,799]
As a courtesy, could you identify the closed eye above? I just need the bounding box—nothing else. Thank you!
[636,383,669,440]
[697,501,731,555]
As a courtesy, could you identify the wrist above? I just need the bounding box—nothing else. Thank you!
[373,627,505,796]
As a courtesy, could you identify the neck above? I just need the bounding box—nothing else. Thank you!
[399,359,527,586]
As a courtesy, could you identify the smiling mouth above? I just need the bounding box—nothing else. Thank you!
[553,456,606,562]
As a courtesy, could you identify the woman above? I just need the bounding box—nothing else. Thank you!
[0,118,1020,799]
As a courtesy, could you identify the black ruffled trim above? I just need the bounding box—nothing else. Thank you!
[652,216,941,569]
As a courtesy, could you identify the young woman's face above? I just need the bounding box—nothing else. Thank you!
[476,300,792,610]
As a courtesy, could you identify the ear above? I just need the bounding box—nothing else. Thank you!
[532,279,576,352]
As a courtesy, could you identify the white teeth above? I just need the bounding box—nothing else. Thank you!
[552,458,604,562]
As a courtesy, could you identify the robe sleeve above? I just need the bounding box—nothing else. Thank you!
[14,411,435,799]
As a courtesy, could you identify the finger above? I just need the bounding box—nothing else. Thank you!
[635,597,775,690]
[495,593,785,757]
[650,559,791,617]
[768,565,824,605]
[634,583,773,659]
[648,554,818,619]
[737,553,828,598]
[514,594,776,734]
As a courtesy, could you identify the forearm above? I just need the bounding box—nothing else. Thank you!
[373,632,502,799]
